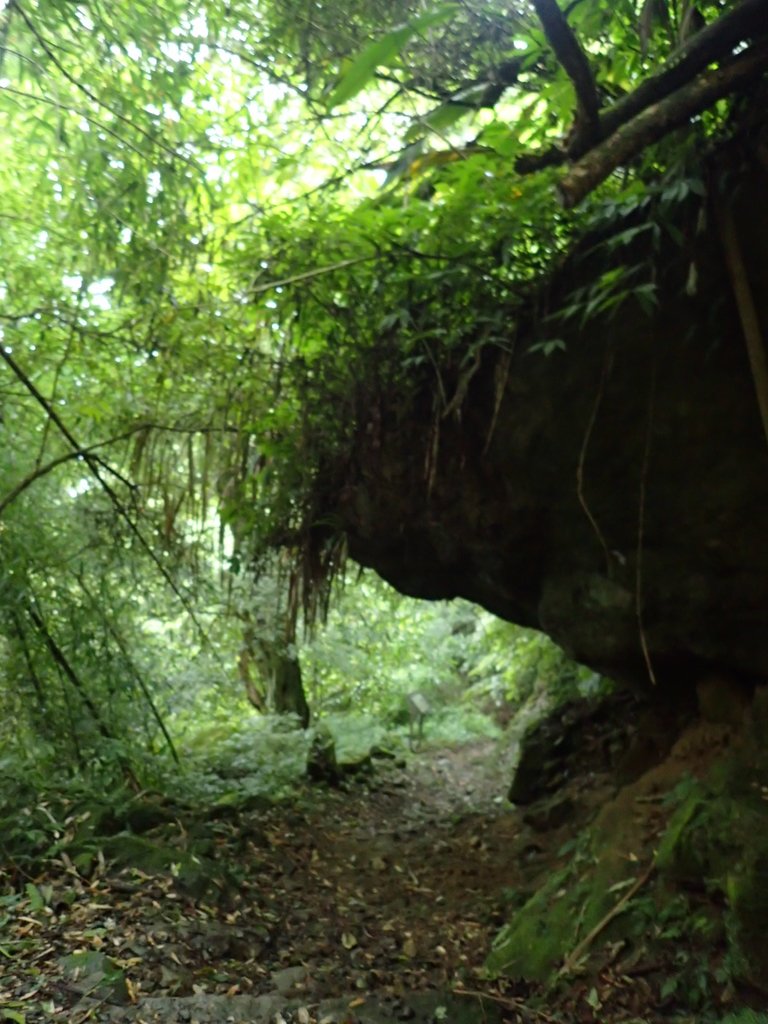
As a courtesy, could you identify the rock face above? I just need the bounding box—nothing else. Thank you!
[486,687,768,991]
[330,157,768,693]
[506,689,675,806]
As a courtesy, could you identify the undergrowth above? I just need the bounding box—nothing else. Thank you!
[0,700,504,884]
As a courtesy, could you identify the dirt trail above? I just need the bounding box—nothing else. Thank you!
[5,740,567,1024]
[183,740,547,1020]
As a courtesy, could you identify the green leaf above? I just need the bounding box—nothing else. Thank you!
[405,82,487,142]
[328,6,456,109]
[24,883,44,912]
[3,1009,26,1023]
[660,976,678,999]
[635,286,658,314]
[405,101,473,143]
[480,121,521,159]
[528,339,566,356]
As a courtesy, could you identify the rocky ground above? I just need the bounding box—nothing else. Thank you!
[1,722,761,1024]
[2,741,538,1023]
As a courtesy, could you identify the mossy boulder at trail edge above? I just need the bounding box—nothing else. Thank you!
[487,689,768,1001]
[102,833,222,897]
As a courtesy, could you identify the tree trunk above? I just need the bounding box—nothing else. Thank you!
[268,652,310,728]
[251,635,310,727]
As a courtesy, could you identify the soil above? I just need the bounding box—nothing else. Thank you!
[0,732,743,1024]
[1,740,562,1023]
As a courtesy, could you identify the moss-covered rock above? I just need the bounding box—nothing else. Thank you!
[102,833,220,896]
[489,707,768,999]
[485,838,625,981]
[726,853,768,993]
[486,866,579,980]
[654,786,757,886]
[59,950,129,1005]
[653,734,768,993]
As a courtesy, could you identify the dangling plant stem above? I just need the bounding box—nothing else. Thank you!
[716,202,768,453]
[576,343,613,576]
[636,357,658,687]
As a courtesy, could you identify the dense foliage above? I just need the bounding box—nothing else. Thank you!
[0,0,764,777]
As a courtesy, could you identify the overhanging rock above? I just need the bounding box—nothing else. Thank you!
[328,157,768,691]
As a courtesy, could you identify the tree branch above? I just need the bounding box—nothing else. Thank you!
[76,572,181,766]
[252,255,380,295]
[473,57,529,109]
[0,449,90,516]
[515,143,567,175]
[532,0,600,143]
[559,861,656,975]
[26,600,113,739]
[0,347,134,489]
[0,422,239,517]
[596,0,768,149]
[0,0,17,78]
[514,0,768,177]
[558,37,768,207]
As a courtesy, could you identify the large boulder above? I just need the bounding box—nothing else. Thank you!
[486,685,768,993]
[328,149,768,694]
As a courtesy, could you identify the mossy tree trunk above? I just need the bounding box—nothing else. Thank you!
[247,634,310,727]
[267,650,310,728]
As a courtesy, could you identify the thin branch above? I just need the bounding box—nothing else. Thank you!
[559,860,656,975]
[0,83,152,161]
[251,255,380,296]
[636,357,658,688]
[0,419,244,517]
[214,43,320,104]
[558,37,768,207]
[76,573,181,766]
[0,0,17,78]
[379,54,530,110]
[576,345,613,575]
[0,347,134,489]
[26,600,112,739]
[11,609,45,706]
[35,284,84,471]
[27,595,141,788]
[2,418,244,515]
[15,2,202,170]
[0,449,90,515]
[0,348,214,648]
[532,0,600,143]
[0,429,139,516]
[452,988,525,1011]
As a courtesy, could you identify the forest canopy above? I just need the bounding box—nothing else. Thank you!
[0,0,766,773]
